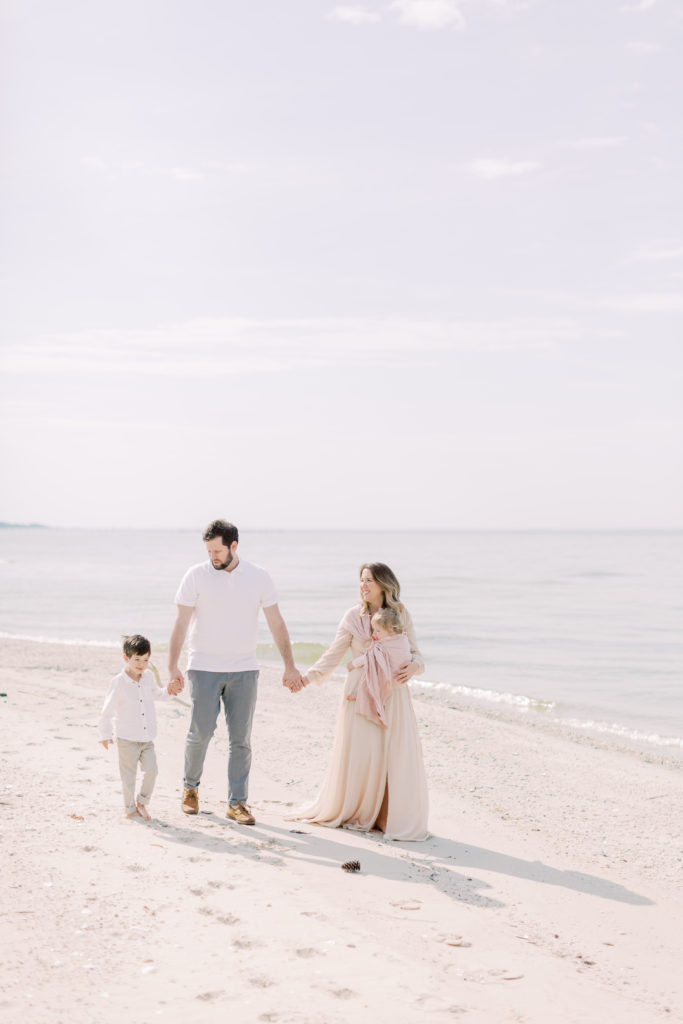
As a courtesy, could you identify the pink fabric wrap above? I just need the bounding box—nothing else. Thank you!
[349,632,413,728]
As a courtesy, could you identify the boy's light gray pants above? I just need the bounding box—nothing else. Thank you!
[117,738,158,815]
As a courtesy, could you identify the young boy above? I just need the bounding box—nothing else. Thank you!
[346,607,413,727]
[99,635,175,820]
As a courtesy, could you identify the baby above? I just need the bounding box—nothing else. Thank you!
[346,607,413,727]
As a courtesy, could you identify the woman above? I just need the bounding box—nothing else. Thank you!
[292,562,429,841]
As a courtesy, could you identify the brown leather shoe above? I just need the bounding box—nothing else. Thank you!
[181,788,198,814]
[226,803,255,825]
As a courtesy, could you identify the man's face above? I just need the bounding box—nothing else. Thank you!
[206,537,237,571]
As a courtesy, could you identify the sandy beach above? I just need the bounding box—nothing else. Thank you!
[1,636,682,1024]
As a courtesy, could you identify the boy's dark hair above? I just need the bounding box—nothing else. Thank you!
[122,634,151,658]
[202,519,239,547]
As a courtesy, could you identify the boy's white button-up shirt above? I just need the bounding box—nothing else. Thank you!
[98,667,170,743]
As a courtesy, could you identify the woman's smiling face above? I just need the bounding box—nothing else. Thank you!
[360,568,383,609]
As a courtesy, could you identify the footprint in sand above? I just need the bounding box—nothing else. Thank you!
[249,976,275,989]
[295,948,323,959]
[330,988,356,1000]
[216,913,240,925]
[196,991,225,1002]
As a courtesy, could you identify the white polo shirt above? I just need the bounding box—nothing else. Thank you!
[174,559,278,672]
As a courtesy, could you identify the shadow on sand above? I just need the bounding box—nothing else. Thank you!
[147,810,653,910]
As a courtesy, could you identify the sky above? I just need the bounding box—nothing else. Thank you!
[1,0,682,530]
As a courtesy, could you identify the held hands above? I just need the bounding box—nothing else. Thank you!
[283,668,308,694]
[100,739,112,750]
[168,668,185,696]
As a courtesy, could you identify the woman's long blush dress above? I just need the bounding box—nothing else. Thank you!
[293,605,429,842]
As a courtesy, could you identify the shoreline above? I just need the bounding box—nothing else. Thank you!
[3,630,681,767]
[1,636,682,1022]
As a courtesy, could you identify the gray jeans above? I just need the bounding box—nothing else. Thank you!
[117,738,158,814]
[183,669,259,805]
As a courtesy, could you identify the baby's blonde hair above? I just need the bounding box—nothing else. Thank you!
[371,607,403,635]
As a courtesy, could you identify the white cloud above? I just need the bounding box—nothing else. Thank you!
[561,136,628,150]
[79,158,253,183]
[600,293,683,313]
[620,0,657,12]
[625,39,661,53]
[0,316,589,378]
[387,0,465,31]
[466,157,540,180]
[630,241,683,263]
[485,0,532,7]
[485,0,533,11]
[167,167,204,183]
[82,156,107,170]
[329,5,381,23]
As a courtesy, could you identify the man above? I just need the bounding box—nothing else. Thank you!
[169,519,303,824]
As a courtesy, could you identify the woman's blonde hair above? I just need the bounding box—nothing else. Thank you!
[359,562,404,617]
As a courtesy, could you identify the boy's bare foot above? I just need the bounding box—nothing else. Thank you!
[125,809,142,819]
[136,802,151,821]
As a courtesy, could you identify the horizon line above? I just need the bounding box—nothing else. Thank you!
[2,524,682,534]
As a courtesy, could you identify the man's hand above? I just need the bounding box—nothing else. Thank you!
[395,661,417,686]
[283,667,306,693]
[169,668,185,694]
[264,605,304,693]
[168,604,192,693]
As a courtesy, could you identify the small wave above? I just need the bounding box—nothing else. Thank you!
[412,678,555,712]
[557,716,683,750]
[0,631,118,648]
[568,571,636,579]
[410,675,683,752]
[257,641,327,665]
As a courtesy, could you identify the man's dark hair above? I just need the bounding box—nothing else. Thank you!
[122,634,151,658]
[202,519,239,547]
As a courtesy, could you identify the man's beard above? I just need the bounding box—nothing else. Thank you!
[212,552,233,571]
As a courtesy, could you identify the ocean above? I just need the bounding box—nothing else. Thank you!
[1,527,681,759]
